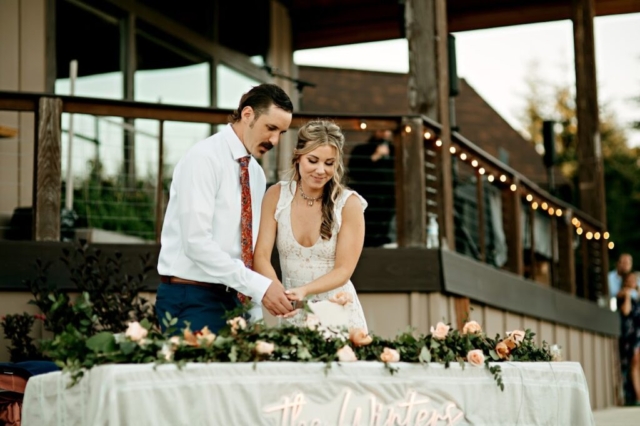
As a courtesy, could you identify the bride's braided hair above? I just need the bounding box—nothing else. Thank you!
[289,120,346,240]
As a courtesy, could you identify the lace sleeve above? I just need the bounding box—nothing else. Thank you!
[335,190,367,231]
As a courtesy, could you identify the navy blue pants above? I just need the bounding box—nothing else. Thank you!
[155,283,240,334]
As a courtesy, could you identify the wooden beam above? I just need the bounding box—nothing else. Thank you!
[0,125,18,138]
[573,0,609,298]
[503,178,524,276]
[155,120,164,244]
[33,98,62,242]
[557,212,577,294]
[395,119,427,247]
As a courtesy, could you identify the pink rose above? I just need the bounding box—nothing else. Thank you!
[337,345,357,362]
[255,341,275,356]
[198,327,216,346]
[329,291,354,306]
[227,317,247,335]
[183,329,199,347]
[462,321,482,335]
[430,322,450,340]
[380,347,400,363]
[349,328,373,347]
[34,313,47,321]
[467,349,485,366]
[508,330,525,345]
[125,321,148,342]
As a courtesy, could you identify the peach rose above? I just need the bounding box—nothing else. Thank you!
[125,321,148,342]
[462,321,482,335]
[227,317,247,335]
[508,330,526,345]
[349,328,373,347]
[467,349,485,366]
[255,341,275,356]
[504,337,517,350]
[329,291,354,306]
[198,327,216,347]
[495,341,510,359]
[380,347,400,363]
[337,345,357,362]
[305,314,321,330]
[183,329,199,347]
[168,336,182,348]
[430,322,450,340]
[159,343,174,361]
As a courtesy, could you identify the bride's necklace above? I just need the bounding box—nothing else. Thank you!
[299,186,322,207]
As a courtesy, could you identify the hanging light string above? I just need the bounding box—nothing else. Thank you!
[421,129,615,250]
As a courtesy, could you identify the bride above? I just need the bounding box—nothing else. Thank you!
[253,120,368,331]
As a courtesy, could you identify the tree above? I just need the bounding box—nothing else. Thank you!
[518,63,640,264]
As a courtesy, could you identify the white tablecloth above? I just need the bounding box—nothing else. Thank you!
[22,361,594,426]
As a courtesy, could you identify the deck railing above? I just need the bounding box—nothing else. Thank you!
[0,91,609,301]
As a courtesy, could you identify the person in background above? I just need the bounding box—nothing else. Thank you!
[608,253,638,311]
[347,129,396,247]
[617,272,640,405]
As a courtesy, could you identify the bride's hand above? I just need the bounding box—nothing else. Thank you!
[285,287,307,301]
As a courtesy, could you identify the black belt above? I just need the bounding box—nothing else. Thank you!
[160,276,231,293]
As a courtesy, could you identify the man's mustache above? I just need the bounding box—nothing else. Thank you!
[260,142,274,151]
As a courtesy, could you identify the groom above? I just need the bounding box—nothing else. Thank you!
[155,84,295,333]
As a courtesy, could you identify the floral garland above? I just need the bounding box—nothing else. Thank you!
[43,299,556,390]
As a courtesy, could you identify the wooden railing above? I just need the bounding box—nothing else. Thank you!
[0,91,609,300]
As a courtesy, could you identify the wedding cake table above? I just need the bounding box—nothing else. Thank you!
[22,361,594,425]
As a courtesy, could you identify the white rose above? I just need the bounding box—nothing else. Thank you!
[125,321,148,342]
[337,345,357,362]
[305,314,321,330]
[227,317,247,335]
[255,341,275,356]
[462,321,482,335]
[430,322,450,340]
[507,330,525,345]
[159,343,174,361]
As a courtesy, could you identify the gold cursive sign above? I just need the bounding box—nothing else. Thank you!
[263,389,464,426]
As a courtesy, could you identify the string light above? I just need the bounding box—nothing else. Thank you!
[510,184,517,192]
[450,146,456,154]
[594,232,601,240]
[460,153,467,160]
[604,232,610,239]
[500,175,507,182]
[548,207,555,215]
[532,202,539,209]
[541,202,548,210]
[359,121,367,130]
[555,209,562,217]
[471,160,478,167]
[479,167,485,175]
[608,242,615,249]
[435,139,442,147]
[586,232,593,240]
[577,228,583,235]
[404,125,412,133]
[487,175,495,182]
[424,131,432,139]
[571,218,579,226]
[526,194,533,202]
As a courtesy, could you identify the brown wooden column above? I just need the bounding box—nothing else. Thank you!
[476,175,486,262]
[33,97,62,241]
[557,211,577,294]
[572,0,609,297]
[155,120,165,243]
[503,178,524,275]
[405,0,454,249]
[395,118,426,247]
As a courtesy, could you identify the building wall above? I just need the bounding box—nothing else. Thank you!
[0,0,46,218]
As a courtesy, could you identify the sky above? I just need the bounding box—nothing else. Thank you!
[294,13,640,148]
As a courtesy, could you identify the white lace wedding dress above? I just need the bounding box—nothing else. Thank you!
[275,181,368,331]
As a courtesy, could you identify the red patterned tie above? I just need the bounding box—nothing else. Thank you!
[237,156,253,304]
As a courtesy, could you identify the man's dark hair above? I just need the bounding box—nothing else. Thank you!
[229,84,294,123]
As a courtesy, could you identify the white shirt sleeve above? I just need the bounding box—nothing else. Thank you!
[176,153,271,302]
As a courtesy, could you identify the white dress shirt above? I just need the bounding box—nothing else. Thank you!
[158,124,272,306]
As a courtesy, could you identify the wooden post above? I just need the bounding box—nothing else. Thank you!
[503,178,524,275]
[395,118,426,247]
[528,206,537,281]
[33,97,62,241]
[572,0,608,298]
[121,11,137,186]
[155,120,165,243]
[557,211,577,294]
[476,175,486,262]
[405,0,454,249]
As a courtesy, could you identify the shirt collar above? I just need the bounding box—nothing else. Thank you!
[223,123,251,160]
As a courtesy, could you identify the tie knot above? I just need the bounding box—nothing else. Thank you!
[238,156,251,167]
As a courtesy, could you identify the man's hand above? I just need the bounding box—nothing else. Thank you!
[261,280,294,316]
[371,143,390,162]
